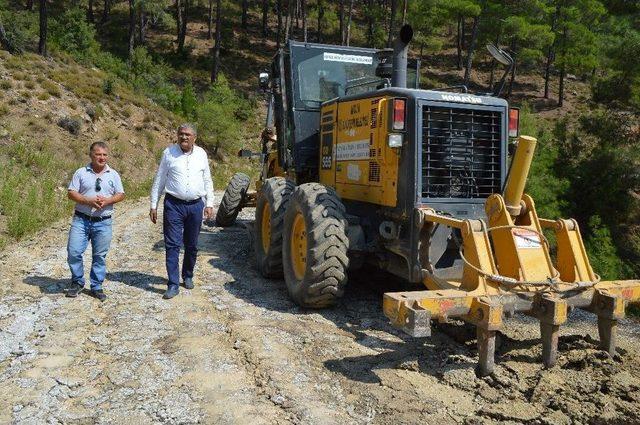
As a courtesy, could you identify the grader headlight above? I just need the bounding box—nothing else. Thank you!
[388,133,403,148]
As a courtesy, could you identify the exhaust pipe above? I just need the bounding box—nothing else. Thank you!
[392,24,413,88]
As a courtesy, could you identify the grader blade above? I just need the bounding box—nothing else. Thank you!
[384,136,640,376]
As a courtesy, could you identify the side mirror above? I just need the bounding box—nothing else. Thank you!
[258,72,270,91]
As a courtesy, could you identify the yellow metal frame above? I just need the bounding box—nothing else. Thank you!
[383,135,640,376]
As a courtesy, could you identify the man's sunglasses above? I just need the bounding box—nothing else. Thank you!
[95,178,102,192]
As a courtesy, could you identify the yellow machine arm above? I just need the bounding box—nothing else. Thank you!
[383,135,640,376]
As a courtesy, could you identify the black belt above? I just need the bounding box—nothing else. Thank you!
[165,193,202,205]
[75,211,111,222]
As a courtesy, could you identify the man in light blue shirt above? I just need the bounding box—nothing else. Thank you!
[66,142,125,301]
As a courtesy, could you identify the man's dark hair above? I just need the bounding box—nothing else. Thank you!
[90,141,108,153]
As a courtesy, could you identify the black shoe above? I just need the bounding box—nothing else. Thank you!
[66,284,83,298]
[163,285,179,299]
[183,277,194,289]
[91,289,107,302]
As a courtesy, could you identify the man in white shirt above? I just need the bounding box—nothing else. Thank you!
[149,124,215,299]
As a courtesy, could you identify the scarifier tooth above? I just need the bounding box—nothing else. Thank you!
[540,323,560,368]
[476,328,496,377]
[598,318,618,357]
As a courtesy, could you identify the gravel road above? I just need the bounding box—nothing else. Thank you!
[1,195,639,424]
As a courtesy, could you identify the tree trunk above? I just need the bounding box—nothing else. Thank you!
[128,0,135,57]
[38,0,47,56]
[284,0,293,41]
[301,0,307,42]
[544,5,560,99]
[179,0,189,52]
[138,10,146,45]
[558,62,565,107]
[507,39,517,98]
[456,15,462,70]
[208,0,213,38]
[317,0,323,43]
[87,0,94,22]
[262,0,268,38]
[401,0,407,25]
[387,0,396,47]
[176,0,184,51]
[461,16,466,50]
[339,0,344,43]
[367,0,373,46]
[101,0,110,23]
[558,27,568,107]
[242,0,248,28]
[463,15,480,87]
[26,0,34,11]
[345,0,354,46]
[277,0,282,48]
[211,0,222,82]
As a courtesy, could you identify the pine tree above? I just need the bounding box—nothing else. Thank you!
[554,0,605,106]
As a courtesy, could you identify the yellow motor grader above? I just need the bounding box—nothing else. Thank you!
[216,25,640,375]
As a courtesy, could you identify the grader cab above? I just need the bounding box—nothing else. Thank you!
[216,25,640,375]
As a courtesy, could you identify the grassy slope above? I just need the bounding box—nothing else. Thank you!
[0,50,180,248]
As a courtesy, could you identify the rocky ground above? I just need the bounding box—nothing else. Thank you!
[1,196,640,424]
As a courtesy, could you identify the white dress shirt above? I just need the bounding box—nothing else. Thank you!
[150,144,215,209]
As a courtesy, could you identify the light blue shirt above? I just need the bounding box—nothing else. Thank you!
[68,164,124,217]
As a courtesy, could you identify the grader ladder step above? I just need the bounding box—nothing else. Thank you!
[384,280,640,376]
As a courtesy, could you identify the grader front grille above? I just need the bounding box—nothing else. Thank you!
[421,105,502,199]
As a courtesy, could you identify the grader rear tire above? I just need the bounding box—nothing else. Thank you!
[283,183,349,308]
[216,173,250,227]
[255,177,295,278]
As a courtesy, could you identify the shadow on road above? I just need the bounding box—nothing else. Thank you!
[106,270,166,294]
[199,219,605,383]
[23,275,69,294]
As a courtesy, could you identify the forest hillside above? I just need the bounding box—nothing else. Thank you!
[0,0,639,279]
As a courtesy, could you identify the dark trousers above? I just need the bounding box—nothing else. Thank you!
[163,194,204,287]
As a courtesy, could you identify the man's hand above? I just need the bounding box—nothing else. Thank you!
[149,208,157,224]
[96,195,107,208]
[87,197,103,210]
[204,207,214,220]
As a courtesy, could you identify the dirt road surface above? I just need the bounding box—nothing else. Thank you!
[1,196,640,424]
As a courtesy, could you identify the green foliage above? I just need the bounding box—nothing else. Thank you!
[102,78,115,95]
[128,47,181,112]
[180,79,197,119]
[49,8,100,59]
[555,0,607,76]
[520,106,569,220]
[584,216,628,279]
[551,109,640,278]
[592,23,640,109]
[0,5,37,53]
[195,74,249,152]
[0,139,73,239]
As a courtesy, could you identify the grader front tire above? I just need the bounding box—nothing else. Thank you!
[216,173,250,227]
[255,177,295,278]
[283,183,349,308]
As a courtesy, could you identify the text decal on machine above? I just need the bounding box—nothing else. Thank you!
[323,53,374,64]
[336,140,370,161]
[512,228,542,249]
